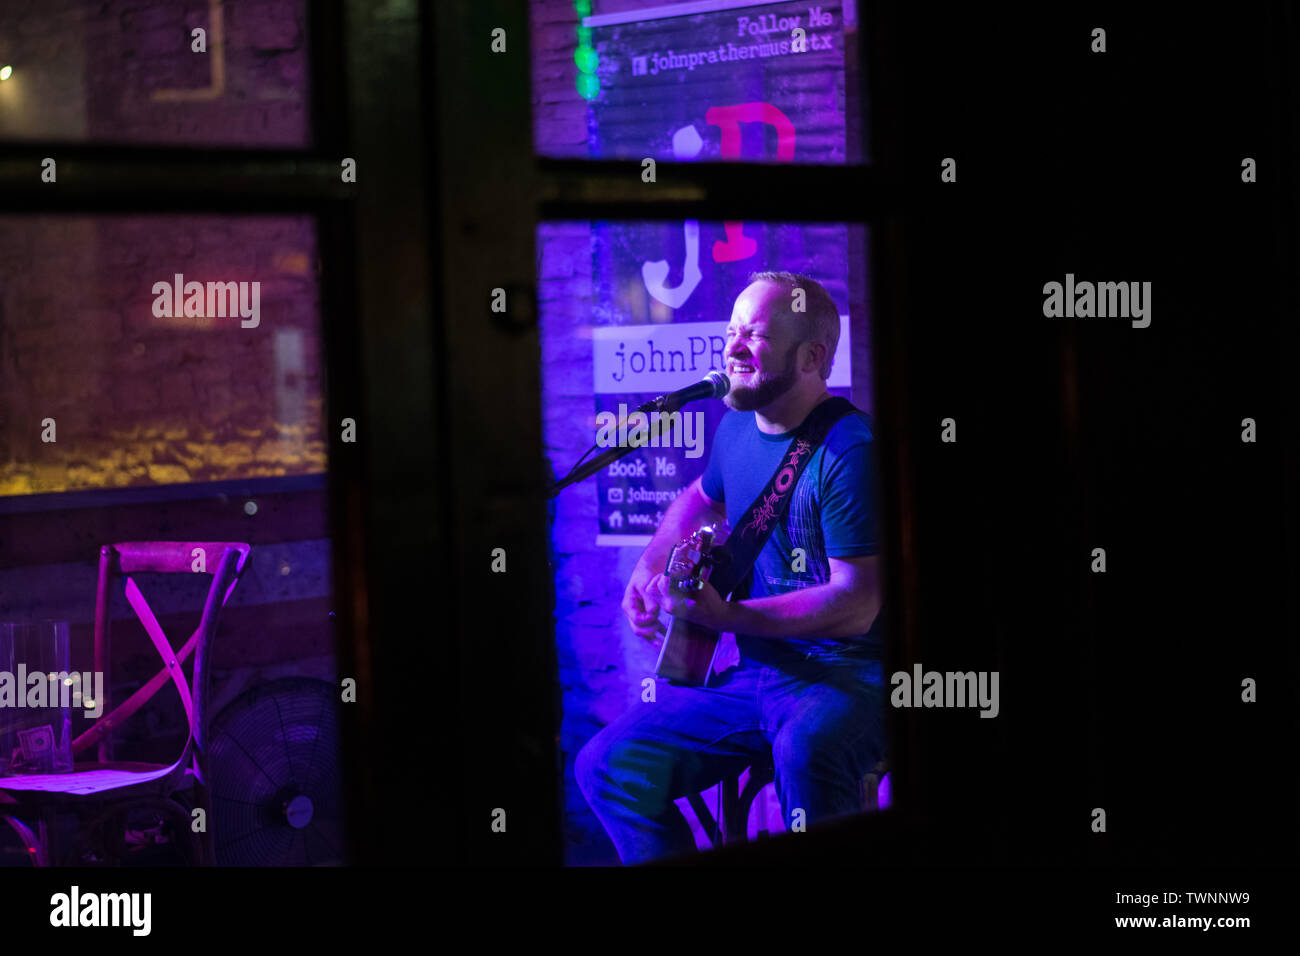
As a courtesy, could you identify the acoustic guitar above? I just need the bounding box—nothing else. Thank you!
[653,525,728,687]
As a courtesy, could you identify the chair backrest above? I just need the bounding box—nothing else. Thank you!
[81,542,251,773]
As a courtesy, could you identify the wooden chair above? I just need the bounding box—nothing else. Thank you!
[687,757,890,848]
[0,541,250,866]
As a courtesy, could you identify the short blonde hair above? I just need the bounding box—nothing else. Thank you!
[747,271,840,379]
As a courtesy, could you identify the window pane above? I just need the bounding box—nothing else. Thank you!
[0,0,311,147]
[532,0,864,164]
[0,213,343,865]
[0,214,325,495]
[541,218,884,864]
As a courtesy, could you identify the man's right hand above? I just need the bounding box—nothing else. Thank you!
[622,562,667,642]
[617,477,724,644]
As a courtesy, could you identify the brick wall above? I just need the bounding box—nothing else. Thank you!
[0,214,325,495]
[530,0,588,156]
[0,0,309,147]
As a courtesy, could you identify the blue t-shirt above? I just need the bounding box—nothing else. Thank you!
[700,403,883,664]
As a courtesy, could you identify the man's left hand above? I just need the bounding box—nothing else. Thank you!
[651,573,732,632]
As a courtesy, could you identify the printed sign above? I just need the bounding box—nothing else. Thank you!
[593,318,849,394]
[586,1,847,164]
[594,317,851,546]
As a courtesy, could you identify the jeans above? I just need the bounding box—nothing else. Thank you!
[574,641,886,864]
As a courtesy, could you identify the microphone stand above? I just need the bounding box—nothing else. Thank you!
[547,393,676,499]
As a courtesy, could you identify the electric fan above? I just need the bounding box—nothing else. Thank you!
[207,677,345,866]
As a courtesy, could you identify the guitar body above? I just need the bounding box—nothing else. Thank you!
[655,617,722,687]
[653,525,724,687]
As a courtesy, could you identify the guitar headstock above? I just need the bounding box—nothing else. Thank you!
[664,525,717,593]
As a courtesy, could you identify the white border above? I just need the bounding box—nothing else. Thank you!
[583,0,787,29]
[596,534,654,547]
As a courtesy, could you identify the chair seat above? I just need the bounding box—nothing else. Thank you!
[0,758,184,796]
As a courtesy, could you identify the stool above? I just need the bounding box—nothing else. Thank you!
[686,758,889,848]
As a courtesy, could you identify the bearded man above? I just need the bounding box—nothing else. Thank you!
[575,271,886,864]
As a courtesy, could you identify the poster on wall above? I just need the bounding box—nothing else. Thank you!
[594,311,852,547]
[584,0,848,164]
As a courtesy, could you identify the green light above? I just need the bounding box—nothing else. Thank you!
[0,66,11,81]
[576,72,600,100]
[574,45,598,74]
[574,0,595,98]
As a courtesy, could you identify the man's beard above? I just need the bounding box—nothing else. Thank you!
[724,343,799,412]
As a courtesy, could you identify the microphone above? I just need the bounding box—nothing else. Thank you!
[642,370,730,413]
[550,370,730,499]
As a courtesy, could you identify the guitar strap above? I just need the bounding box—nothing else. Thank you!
[708,396,860,600]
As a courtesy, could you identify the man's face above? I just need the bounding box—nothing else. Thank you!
[723,282,801,412]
